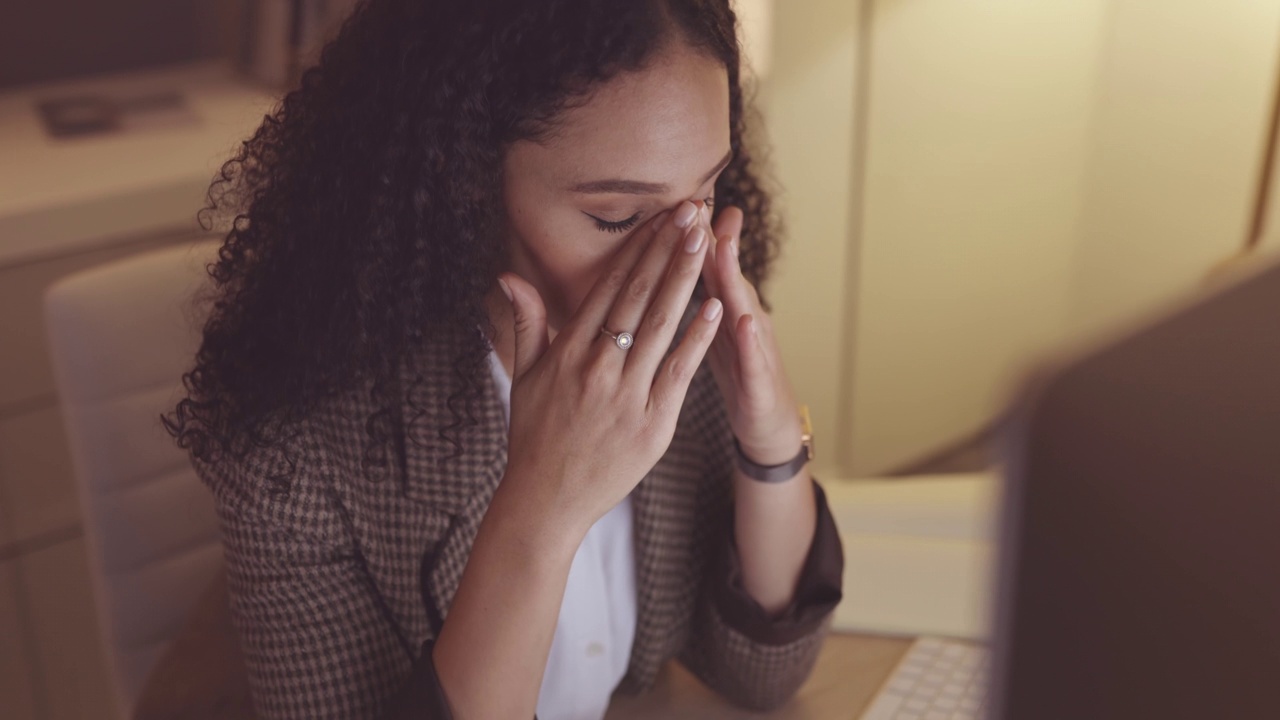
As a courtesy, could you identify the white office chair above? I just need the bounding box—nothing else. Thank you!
[44,238,224,718]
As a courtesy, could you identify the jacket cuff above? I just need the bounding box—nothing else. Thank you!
[381,639,454,719]
[712,478,844,646]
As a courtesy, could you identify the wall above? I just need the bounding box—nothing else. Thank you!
[843,0,1110,475]
[1067,0,1280,338]
[759,0,864,479]
[765,0,1280,478]
[0,1,229,89]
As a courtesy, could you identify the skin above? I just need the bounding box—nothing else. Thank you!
[433,38,817,719]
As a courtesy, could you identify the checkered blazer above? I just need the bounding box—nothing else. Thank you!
[194,320,844,719]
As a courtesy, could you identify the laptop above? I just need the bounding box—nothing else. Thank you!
[986,256,1280,718]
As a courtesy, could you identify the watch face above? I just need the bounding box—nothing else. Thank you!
[799,404,814,460]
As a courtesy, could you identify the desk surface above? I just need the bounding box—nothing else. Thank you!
[605,633,913,720]
[134,569,914,720]
[135,625,912,720]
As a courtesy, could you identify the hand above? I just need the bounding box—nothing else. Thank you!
[698,204,804,467]
[497,201,723,535]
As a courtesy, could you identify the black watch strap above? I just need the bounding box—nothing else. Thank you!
[733,437,811,483]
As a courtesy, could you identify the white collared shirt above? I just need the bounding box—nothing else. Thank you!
[486,348,638,720]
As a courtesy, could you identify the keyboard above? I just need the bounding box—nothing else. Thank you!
[858,636,989,720]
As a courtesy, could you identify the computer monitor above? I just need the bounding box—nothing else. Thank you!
[988,258,1280,719]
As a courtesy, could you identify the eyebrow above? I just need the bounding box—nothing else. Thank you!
[569,147,735,195]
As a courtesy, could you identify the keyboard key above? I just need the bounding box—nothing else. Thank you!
[858,637,989,720]
[941,644,967,659]
[857,692,902,720]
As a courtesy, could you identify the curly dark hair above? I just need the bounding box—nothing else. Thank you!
[162,0,783,485]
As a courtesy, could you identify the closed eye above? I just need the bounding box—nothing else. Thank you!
[586,212,642,234]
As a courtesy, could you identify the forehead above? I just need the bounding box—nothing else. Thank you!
[517,43,731,186]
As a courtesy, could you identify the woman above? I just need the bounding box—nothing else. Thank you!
[164,1,843,718]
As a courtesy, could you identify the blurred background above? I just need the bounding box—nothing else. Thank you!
[2,1,1279,718]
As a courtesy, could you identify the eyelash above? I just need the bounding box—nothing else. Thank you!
[592,214,641,234]
[589,197,716,234]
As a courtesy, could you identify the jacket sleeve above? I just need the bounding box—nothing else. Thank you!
[198,445,456,720]
[677,478,845,711]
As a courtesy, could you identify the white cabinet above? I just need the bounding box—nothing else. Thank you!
[0,61,271,550]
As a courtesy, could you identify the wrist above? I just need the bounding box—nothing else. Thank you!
[487,474,590,559]
[736,424,805,467]
[735,404,814,479]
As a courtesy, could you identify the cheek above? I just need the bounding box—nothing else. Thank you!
[506,198,623,310]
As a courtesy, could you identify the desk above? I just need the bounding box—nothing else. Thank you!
[0,61,273,269]
[135,598,912,720]
[136,571,913,720]
[605,634,912,720]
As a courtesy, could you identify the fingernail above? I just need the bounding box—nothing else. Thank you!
[498,278,513,302]
[730,238,739,259]
[674,201,698,228]
[684,226,705,253]
[703,297,723,321]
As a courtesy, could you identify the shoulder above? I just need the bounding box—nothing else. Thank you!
[189,393,369,540]
[192,328,492,524]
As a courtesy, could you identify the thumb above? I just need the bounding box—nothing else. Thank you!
[498,273,549,380]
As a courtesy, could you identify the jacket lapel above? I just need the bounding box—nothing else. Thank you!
[399,328,509,515]
[620,400,710,691]
[624,471,673,690]
[402,323,701,688]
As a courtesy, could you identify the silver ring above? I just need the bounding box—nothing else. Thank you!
[600,326,635,350]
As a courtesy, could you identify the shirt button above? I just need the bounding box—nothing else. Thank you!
[586,642,605,658]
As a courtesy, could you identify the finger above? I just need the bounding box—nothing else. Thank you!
[716,217,762,326]
[598,200,701,357]
[734,313,774,400]
[649,297,723,418]
[561,209,673,346]
[498,273,549,381]
[741,283,779,362]
[716,234,747,338]
[711,205,744,249]
[701,222,722,300]
[702,204,741,298]
[713,328,738,376]
[624,222,710,379]
[701,242,719,298]
[706,330,735,404]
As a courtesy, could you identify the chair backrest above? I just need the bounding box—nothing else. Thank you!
[43,238,224,717]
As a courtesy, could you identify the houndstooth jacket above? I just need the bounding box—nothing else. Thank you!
[193,319,844,720]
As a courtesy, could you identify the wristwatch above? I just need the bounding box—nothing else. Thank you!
[733,405,814,483]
